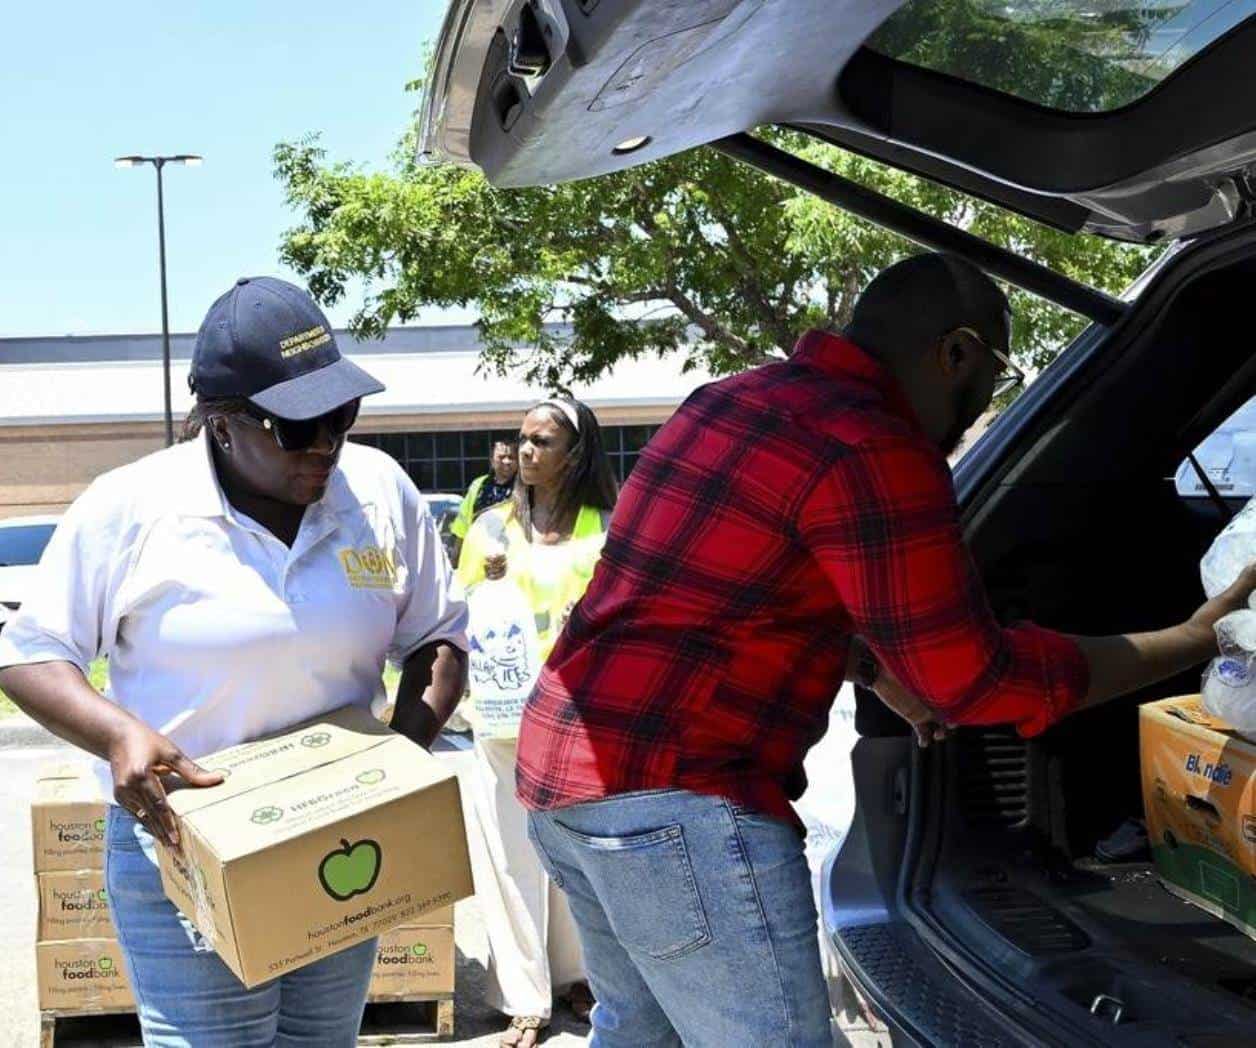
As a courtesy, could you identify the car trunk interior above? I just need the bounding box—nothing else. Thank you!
[903,238,1256,1040]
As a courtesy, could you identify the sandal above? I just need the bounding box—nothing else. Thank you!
[566,980,595,1022]
[500,1015,548,1048]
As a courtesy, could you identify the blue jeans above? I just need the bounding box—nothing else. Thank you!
[104,808,376,1047]
[528,790,832,1046]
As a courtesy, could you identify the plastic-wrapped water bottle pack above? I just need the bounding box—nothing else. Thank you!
[1199,498,1256,739]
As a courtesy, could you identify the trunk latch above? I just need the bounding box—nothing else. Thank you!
[1090,993,1125,1025]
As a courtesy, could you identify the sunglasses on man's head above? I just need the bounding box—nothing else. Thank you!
[233,399,360,452]
[953,326,1025,399]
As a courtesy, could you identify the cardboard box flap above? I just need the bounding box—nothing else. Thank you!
[36,760,97,785]
[1157,696,1242,734]
[167,705,393,817]
[189,735,457,863]
[33,768,101,806]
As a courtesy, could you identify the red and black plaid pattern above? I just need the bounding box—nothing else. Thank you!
[516,331,1087,824]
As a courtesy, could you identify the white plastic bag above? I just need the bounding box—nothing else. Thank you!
[1201,496,1256,598]
[1199,504,1256,738]
[466,577,541,740]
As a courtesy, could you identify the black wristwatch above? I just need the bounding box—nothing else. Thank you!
[852,646,880,690]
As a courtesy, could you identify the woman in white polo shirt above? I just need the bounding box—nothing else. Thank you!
[0,277,468,1047]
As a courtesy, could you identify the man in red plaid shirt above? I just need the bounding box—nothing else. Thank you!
[518,253,1256,1046]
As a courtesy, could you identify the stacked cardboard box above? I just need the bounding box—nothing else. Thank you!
[368,904,456,999]
[1140,696,1256,941]
[31,764,135,1013]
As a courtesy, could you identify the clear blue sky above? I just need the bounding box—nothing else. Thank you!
[1,1,470,338]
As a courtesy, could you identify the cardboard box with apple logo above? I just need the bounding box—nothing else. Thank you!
[156,705,474,989]
[369,922,456,998]
[31,764,107,872]
[37,868,117,941]
[35,938,134,1012]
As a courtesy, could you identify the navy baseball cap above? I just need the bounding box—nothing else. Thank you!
[189,277,384,420]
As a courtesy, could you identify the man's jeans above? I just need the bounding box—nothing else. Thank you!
[105,808,376,1047]
[528,789,832,1046]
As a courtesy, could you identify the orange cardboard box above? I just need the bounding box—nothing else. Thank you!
[1140,696,1256,940]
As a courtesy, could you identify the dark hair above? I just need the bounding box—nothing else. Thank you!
[491,438,518,454]
[181,396,251,443]
[512,398,617,539]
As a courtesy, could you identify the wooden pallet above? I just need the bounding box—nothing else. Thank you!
[39,1009,142,1048]
[359,995,455,1044]
[39,996,454,1046]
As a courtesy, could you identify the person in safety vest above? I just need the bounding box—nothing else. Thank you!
[456,398,617,1048]
[451,439,517,566]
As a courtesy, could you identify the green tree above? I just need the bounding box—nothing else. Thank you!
[275,94,1155,388]
[867,0,1178,113]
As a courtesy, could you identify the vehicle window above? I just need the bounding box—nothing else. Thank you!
[1176,395,1256,497]
[866,0,1256,113]
[0,524,56,566]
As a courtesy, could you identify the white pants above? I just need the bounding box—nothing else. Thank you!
[468,736,586,1019]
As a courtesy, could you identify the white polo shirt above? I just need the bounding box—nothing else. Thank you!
[0,435,468,799]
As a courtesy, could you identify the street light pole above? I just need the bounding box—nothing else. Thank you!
[154,159,173,446]
[115,153,202,447]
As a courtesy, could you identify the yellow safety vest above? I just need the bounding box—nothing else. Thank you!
[457,503,607,660]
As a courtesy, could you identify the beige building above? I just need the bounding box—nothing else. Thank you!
[0,325,715,519]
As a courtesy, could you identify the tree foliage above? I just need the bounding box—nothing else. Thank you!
[275,87,1156,389]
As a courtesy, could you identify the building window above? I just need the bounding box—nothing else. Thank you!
[353,424,660,493]
[602,424,658,481]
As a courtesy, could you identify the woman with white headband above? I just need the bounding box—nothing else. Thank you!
[456,397,617,1047]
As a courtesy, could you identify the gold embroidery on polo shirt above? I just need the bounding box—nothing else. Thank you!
[338,546,398,589]
[278,325,331,358]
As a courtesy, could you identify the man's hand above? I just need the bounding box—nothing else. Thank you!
[1187,562,1256,648]
[874,668,949,743]
[847,637,949,747]
[107,721,223,848]
[872,664,950,748]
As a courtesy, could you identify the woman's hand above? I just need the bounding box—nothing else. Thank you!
[107,721,223,848]
[484,552,508,581]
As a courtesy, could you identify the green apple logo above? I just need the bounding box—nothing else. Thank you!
[301,732,331,748]
[96,888,107,903]
[97,957,113,972]
[355,769,386,786]
[411,942,428,957]
[94,818,105,832]
[318,838,381,901]
[250,805,283,825]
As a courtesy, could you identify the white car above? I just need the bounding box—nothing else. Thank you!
[0,515,59,630]
[422,493,463,564]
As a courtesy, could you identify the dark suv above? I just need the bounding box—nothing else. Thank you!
[422,2,1256,1042]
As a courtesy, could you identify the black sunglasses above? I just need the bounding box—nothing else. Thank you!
[231,399,360,452]
[954,326,1025,398]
